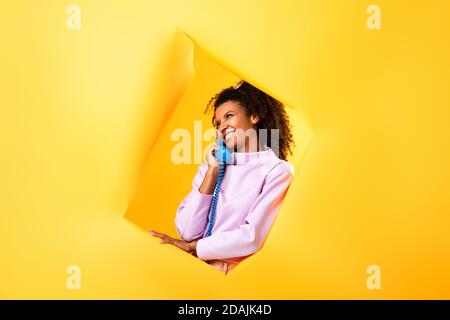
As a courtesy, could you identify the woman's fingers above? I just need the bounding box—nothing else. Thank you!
[148,229,172,244]
[148,229,164,238]
[147,228,190,252]
[159,238,170,244]
[206,144,220,167]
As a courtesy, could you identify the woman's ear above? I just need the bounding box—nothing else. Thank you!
[250,114,260,125]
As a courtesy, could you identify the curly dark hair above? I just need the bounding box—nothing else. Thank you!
[204,80,295,160]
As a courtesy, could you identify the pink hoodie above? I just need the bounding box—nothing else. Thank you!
[175,146,294,274]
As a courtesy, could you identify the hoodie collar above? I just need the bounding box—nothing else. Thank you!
[232,145,278,165]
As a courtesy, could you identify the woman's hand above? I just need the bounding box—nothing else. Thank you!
[205,144,220,169]
[199,144,221,194]
[148,229,198,256]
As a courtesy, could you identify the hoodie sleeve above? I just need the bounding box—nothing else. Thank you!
[174,162,214,241]
[195,161,294,261]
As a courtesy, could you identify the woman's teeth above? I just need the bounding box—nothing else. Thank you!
[224,130,234,141]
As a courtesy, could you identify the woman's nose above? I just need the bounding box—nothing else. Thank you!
[218,125,227,138]
[218,123,227,133]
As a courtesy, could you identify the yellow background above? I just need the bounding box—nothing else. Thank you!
[1,0,449,299]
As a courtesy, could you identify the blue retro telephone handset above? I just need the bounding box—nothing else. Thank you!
[214,136,234,164]
[204,136,233,237]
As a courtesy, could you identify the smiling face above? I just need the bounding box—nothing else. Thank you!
[214,100,260,152]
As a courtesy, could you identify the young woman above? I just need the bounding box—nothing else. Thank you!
[149,80,295,274]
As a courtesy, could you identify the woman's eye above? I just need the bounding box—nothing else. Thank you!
[227,114,233,118]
